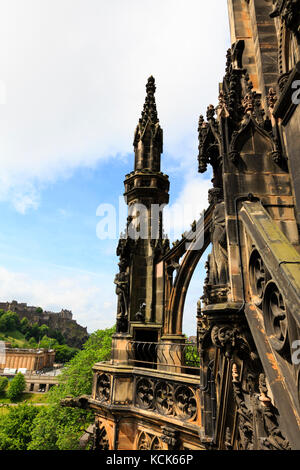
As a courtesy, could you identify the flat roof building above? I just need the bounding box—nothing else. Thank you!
[0,346,55,372]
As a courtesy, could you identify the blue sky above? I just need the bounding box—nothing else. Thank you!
[0,0,230,334]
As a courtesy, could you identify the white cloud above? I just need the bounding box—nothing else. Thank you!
[0,265,116,332]
[0,1,229,334]
[0,0,230,212]
[11,186,39,214]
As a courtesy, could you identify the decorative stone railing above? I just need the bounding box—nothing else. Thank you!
[90,364,202,428]
[126,340,200,375]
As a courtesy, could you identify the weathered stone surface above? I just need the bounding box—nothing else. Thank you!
[67,0,300,450]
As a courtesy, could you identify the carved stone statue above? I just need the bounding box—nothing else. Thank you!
[135,302,146,322]
[114,259,129,333]
[208,188,228,285]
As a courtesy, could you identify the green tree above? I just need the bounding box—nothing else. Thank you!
[39,335,58,349]
[0,404,39,450]
[10,311,20,329]
[20,317,30,334]
[39,324,49,337]
[50,326,114,399]
[24,331,31,341]
[0,311,18,332]
[49,329,65,345]
[28,405,91,450]
[28,337,38,348]
[29,326,115,450]
[0,376,8,395]
[30,322,40,342]
[53,344,78,363]
[7,372,26,401]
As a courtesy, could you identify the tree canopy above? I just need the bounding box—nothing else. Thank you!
[0,325,115,450]
[7,372,26,401]
[0,310,77,360]
[0,377,8,395]
[0,404,39,450]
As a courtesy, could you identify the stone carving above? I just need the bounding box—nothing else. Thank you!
[161,426,180,450]
[217,91,230,119]
[270,0,285,17]
[151,436,163,450]
[257,374,291,450]
[135,377,198,422]
[137,432,152,450]
[206,104,216,121]
[225,427,233,450]
[155,382,174,415]
[197,307,211,352]
[232,365,291,450]
[232,364,254,450]
[211,321,255,363]
[208,189,228,287]
[249,249,268,305]
[271,0,300,44]
[242,92,255,115]
[223,45,244,122]
[197,115,209,173]
[136,378,154,409]
[93,425,109,450]
[197,106,222,188]
[151,237,170,258]
[133,75,163,171]
[60,395,89,409]
[137,432,163,450]
[96,374,110,403]
[135,302,146,322]
[114,259,129,333]
[201,188,229,306]
[174,385,197,421]
[211,325,239,358]
[263,281,288,353]
[267,87,278,110]
[202,254,229,306]
[241,80,265,126]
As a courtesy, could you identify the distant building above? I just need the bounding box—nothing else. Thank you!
[0,300,89,348]
[0,345,55,372]
[0,300,73,322]
[25,369,62,393]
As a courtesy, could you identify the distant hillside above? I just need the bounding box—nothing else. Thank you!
[0,301,89,348]
[0,310,80,363]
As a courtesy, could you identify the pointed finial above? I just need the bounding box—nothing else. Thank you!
[146,75,156,95]
[139,76,159,126]
[133,75,163,169]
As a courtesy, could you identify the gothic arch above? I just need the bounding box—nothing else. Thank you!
[229,117,275,156]
[94,423,110,450]
[163,206,213,336]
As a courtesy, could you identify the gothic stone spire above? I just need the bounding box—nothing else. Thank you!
[133,76,163,172]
